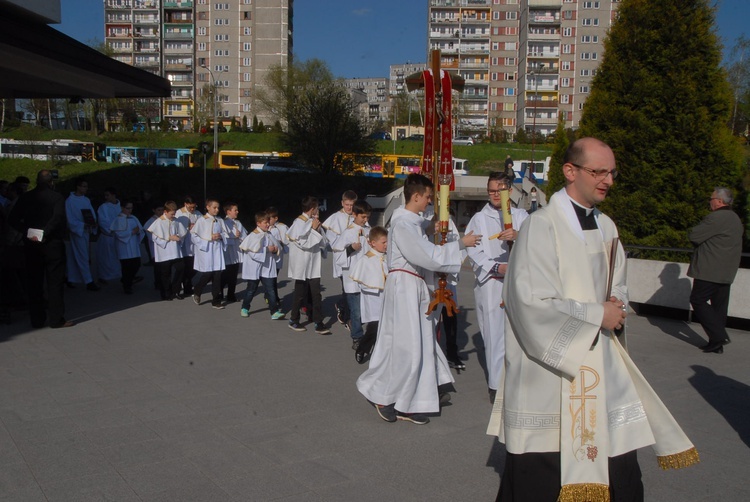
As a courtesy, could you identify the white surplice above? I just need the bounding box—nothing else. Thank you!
[334,223,370,294]
[239,228,279,280]
[148,217,186,262]
[175,207,202,257]
[322,209,351,278]
[111,213,143,260]
[191,215,228,272]
[349,249,388,323]
[466,203,528,391]
[356,207,462,414]
[269,222,289,271]
[224,218,248,266]
[96,200,122,280]
[287,214,327,280]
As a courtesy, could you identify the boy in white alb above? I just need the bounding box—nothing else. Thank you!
[147,201,187,300]
[191,198,228,309]
[221,202,247,303]
[322,190,357,326]
[239,211,284,319]
[356,174,481,425]
[110,199,143,294]
[143,201,164,291]
[287,196,330,335]
[266,206,289,315]
[349,225,388,364]
[175,196,201,296]
[334,200,372,347]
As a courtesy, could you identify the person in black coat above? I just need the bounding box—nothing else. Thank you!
[8,170,74,329]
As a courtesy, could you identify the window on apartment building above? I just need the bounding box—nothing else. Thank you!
[243,43,251,51]
[198,43,206,52]
[504,102,515,111]
[504,88,514,96]
[198,12,207,20]
[244,0,251,4]
[578,103,585,110]
[243,73,251,81]
[243,90,251,97]
[507,27,518,35]
[243,58,251,66]
[593,36,599,43]
[561,94,570,104]
[243,103,251,111]
[579,86,589,93]
[563,27,572,37]
[561,77,571,87]
[580,69,590,76]
[563,44,572,54]
[244,12,251,20]
[198,27,206,36]
[493,11,500,20]
[491,103,498,111]
[504,57,516,66]
[492,43,499,51]
[563,10,573,19]
[506,42,517,50]
[507,11,518,20]
[581,52,590,60]
[503,118,515,127]
[591,52,598,60]
[582,35,592,43]
[505,73,515,80]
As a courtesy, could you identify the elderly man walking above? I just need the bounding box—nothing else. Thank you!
[688,187,743,354]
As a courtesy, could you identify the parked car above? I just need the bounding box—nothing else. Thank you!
[404,134,424,141]
[452,136,474,146]
[368,131,392,141]
[262,159,316,173]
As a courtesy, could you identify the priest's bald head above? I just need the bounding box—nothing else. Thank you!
[562,137,618,208]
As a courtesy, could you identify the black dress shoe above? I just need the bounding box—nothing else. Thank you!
[702,342,725,354]
[51,320,76,329]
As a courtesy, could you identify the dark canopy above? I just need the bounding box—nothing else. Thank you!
[0,14,171,99]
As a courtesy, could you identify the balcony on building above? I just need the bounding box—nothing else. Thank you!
[164,26,194,39]
[163,1,194,8]
[460,58,489,69]
[430,30,460,39]
[134,42,158,53]
[134,26,158,38]
[460,43,490,54]
[525,98,559,108]
[133,15,159,25]
[106,0,133,9]
[107,13,132,23]
[528,26,561,40]
[528,10,561,25]
[133,0,158,8]
[106,25,132,38]
[164,13,193,24]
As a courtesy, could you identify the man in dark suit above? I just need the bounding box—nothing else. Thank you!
[9,170,74,329]
[688,187,744,354]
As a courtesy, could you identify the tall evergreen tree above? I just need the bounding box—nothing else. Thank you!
[578,0,744,249]
[546,115,569,196]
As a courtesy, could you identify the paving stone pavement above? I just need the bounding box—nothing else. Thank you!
[1,259,748,501]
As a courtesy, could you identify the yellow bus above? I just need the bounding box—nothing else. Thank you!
[218,150,292,170]
[334,153,423,178]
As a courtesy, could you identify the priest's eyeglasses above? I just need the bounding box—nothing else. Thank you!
[571,163,618,180]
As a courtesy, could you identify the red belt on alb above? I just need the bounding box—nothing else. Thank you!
[389,268,424,280]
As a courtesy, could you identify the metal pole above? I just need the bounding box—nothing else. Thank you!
[529,63,543,181]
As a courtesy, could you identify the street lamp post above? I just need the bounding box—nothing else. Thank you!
[529,63,544,181]
[200,64,220,173]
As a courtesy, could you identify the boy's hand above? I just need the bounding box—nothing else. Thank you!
[169,235,181,241]
[462,231,482,248]
[268,245,278,253]
[351,242,362,251]
[211,232,221,241]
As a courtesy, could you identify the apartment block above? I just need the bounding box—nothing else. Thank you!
[104,0,292,129]
[428,0,619,138]
[389,62,427,96]
[343,77,391,123]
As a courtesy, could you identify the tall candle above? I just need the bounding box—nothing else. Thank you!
[499,189,512,229]
[439,184,450,222]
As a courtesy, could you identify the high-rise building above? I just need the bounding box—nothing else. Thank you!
[428,0,619,139]
[104,0,292,130]
[342,77,391,123]
[389,62,427,96]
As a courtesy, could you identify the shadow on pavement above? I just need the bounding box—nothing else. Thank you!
[688,365,750,448]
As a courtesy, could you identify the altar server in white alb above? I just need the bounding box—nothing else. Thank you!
[267,206,289,315]
[221,201,247,303]
[488,138,698,502]
[96,187,122,283]
[465,171,528,399]
[356,174,480,426]
[175,196,201,296]
[148,201,187,301]
[349,225,388,364]
[322,190,357,326]
[190,198,228,309]
[110,199,143,294]
[239,210,284,319]
[286,196,330,335]
[65,177,99,291]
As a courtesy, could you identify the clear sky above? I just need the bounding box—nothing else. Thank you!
[55,0,748,78]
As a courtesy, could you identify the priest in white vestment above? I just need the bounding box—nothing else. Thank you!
[488,138,697,501]
[356,174,480,425]
[65,178,98,289]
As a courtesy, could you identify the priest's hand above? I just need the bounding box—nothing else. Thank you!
[462,231,482,248]
[602,297,627,331]
[169,235,181,241]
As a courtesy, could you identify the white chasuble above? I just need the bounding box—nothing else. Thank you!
[487,189,697,500]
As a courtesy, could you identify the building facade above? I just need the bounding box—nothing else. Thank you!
[427,0,619,138]
[104,0,292,130]
[342,77,391,123]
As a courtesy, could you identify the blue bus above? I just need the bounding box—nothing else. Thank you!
[105,146,198,168]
